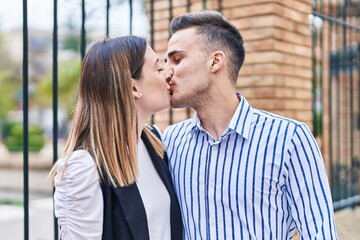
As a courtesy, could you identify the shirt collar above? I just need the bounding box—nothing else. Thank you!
[190,111,203,131]
[228,94,254,140]
[190,93,254,140]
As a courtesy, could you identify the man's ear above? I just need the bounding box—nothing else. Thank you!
[208,51,225,73]
[132,79,143,99]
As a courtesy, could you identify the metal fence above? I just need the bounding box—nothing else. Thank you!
[16,0,360,239]
[312,0,360,210]
[20,1,213,239]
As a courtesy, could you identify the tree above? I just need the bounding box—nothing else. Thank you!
[0,25,21,120]
[62,16,81,52]
[34,58,81,117]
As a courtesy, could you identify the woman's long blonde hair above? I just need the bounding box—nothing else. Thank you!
[50,36,164,187]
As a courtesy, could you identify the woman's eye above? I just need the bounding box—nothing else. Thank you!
[158,68,163,73]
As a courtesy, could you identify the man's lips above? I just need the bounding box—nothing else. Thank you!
[168,85,174,96]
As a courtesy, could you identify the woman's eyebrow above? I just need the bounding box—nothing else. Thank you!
[154,58,159,66]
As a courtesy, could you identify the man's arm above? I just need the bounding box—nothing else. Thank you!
[286,123,337,239]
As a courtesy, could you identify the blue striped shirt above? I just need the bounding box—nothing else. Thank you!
[163,96,337,239]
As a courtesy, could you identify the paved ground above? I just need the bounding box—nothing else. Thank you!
[334,207,360,239]
[0,198,54,240]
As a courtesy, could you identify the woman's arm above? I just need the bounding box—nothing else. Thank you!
[54,150,104,240]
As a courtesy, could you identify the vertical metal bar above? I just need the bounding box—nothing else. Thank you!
[311,3,318,137]
[357,10,360,133]
[203,0,207,10]
[341,0,349,201]
[356,5,360,166]
[318,0,324,138]
[81,0,86,60]
[349,47,355,206]
[325,0,335,199]
[150,0,154,48]
[169,0,173,124]
[129,0,133,35]
[337,0,345,202]
[348,0,355,205]
[53,0,59,239]
[345,0,351,205]
[150,0,155,124]
[329,36,335,197]
[218,0,222,12]
[22,0,29,239]
[106,0,110,37]
[341,0,351,202]
[334,0,342,202]
[186,0,191,12]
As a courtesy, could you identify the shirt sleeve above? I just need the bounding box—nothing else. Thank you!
[285,123,338,239]
[54,150,103,240]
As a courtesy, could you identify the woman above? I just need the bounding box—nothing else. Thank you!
[50,36,183,240]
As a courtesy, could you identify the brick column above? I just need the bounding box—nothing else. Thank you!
[146,0,313,129]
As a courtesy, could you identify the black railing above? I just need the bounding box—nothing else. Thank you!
[22,0,29,239]
[52,0,59,237]
[312,0,360,210]
[24,1,208,239]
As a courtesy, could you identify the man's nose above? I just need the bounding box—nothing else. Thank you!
[163,68,173,83]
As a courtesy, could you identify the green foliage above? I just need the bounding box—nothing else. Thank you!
[1,119,16,139]
[34,59,81,117]
[62,34,80,51]
[0,199,23,206]
[0,71,21,119]
[0,28,21,120]
[61,15,80,51]
[4,122,45,152]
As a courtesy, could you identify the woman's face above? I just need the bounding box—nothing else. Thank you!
[134,45,170,116]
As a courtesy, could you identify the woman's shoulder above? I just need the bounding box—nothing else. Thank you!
[56,150,96,179]
[59,149,93,166]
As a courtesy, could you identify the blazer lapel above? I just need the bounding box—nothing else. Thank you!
[141,133,174,194]
[141,131,184,240]
[112,183,150,240]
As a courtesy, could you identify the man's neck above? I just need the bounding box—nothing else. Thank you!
[195,93,240,140]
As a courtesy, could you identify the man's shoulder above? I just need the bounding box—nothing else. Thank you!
[253,108,314,140]
[164,119,193,136]
[255,109,303,127]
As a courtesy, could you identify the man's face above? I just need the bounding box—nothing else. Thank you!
[164,27,211,108]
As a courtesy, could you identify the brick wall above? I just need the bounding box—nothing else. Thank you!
[145,0,313,131]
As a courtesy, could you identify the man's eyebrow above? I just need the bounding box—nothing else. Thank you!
[166,50,184,60]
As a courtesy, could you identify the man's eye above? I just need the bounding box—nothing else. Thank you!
[158,68,163,72]
[175,58,181,63]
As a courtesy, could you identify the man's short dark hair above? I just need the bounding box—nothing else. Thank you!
[170,11,245,83]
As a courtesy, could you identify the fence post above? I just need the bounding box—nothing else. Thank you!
[22,0,29,239]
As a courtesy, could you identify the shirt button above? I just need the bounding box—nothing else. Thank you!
[209,181,214,188]
[211,218,215,226]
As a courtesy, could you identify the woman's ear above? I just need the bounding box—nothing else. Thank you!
[132,79,143,99]
[208,51,225,73]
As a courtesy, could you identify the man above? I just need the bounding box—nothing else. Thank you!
[162,10,337,239]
